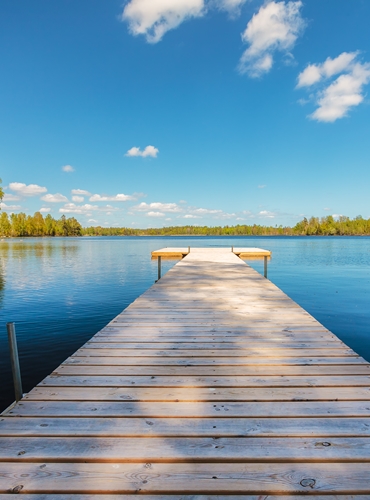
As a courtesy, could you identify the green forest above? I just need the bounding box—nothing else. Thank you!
[1,211,370,237]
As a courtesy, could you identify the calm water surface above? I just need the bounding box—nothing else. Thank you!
[1,236,370,411]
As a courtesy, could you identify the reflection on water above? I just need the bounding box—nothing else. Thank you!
[0,261,5,307]
[1,235,370,412]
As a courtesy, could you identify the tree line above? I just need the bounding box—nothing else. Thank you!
[0,212,82,237]
[1,211,370,237]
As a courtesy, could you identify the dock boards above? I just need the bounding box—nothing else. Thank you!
[1,248,370,497]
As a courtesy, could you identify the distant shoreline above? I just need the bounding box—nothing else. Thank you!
[1,212,370,237]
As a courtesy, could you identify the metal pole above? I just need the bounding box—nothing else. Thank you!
[157,256,161,281]
[188,246,190,253]
[6,322,23,402]
[264,256,268,279]
[231,246,234,252]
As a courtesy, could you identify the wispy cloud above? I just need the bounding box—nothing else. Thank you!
[238,1,304,77]
[258,184,266,189]
[3,193,20,201]
[62,164,75,173]
[297,52,370,122]
[192,207,223,215]
[125,145,159,158]
[215,0,248,15]
[0,202,22,211]
[147,211,165,217]
[71,189,91,196]
[134,202,182,213]
[41,193,69,203]
[259,210,277,218]
[39,207,51,213]
[121,0,205,43]
[9,182,47,196]
[72,196,84,203]
[89,193,136,202]
[59,203,119,215]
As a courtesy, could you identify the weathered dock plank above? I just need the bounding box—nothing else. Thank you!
[1,247,369,498]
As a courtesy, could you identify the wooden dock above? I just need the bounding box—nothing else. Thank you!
[1,247,370,497]
[151,246,272,258]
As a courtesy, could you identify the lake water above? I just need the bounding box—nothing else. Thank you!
[1,236,370,411]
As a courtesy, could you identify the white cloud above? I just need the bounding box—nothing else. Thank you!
[41,193,69,203]
[88,219,98,223]
[59,203,119,214]
[134,202,182,213]
[297,52,358,88]
[9,182,47,196]
[72,196,84,202]
[0,202,22,211]
[258,184,266,189]
[147,211,165,217]
[297,52,370,122]
[215,0,247,15]
[259,210,276,218]
[3,193,20,201]
[193,207,222,214]
[238,1,304,77]
[71,189,91,195]
[62,164,75,173]
[121,0,205,43]
[311,64,370,122]
[39,207,51,213]
[89,193,135,202]
[125,145,159,158]
[183,214,201,219]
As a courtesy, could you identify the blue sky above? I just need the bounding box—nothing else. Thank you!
[1,0,370,228]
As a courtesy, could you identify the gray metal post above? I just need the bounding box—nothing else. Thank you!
[231,246,234,252]
[158,256,162,281]
[6,322,23,402]
[264,256,268,279]
[188,246,190,253]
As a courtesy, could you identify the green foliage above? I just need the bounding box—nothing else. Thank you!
[1,211,370,237]
[81,223,293,237]
[292,215,370,236]
[0,212,82,237]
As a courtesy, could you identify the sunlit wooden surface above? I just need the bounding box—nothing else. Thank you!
[1,248,369,497]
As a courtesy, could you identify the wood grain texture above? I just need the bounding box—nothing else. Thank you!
[0,462,370,494]
[1,247,370,497]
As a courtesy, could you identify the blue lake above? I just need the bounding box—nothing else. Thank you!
[1,236,370,411]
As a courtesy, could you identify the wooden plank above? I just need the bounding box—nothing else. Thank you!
[74,347,356,357]
[7,401,370,417]
[1,417,370,438]
[0,496,368,500]
[88,340,346,347]
[39,374,370,388]
[1,436,370,462]
[54,364,370,376]
[0,462,369,494]
[23,386,370,402]
[64,356,366,366]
